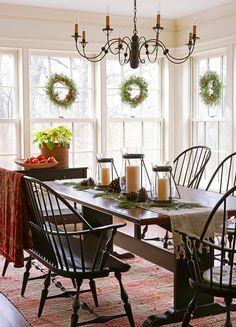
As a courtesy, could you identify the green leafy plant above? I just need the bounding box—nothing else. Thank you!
[33,125,73,151]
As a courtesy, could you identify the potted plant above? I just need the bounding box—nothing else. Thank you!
[33,125,72,168]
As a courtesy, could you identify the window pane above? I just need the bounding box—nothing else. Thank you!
[0,52,18,168]
[0,123,17,154]
[73,122,93,151]
[107,122,123,150]
[0,87,15,118]
[124,122,142,147]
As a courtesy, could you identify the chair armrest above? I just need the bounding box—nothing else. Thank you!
[43,222,127,236]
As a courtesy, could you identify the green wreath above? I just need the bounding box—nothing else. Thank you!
[199,71,222,107]
[119,76,148,108]
[45,73,77,109]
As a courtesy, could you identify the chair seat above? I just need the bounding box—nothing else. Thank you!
[203,266,236,288]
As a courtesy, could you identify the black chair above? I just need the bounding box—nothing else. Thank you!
[22,176,135,327]
[206,152,236,247]
[177,185,236,327]
[142,146,211,248]
[173,145,211,189]
[206,152,236,194]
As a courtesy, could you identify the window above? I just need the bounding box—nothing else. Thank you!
[105,59,163,175]
[191,53,227,184]
[0,51,19,167]
[29,53,95,174]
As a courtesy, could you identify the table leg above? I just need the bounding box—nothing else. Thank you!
[81,206,134,259]
[143,251,231,326]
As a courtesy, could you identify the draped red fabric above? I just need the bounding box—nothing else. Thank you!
[0,168,32,267]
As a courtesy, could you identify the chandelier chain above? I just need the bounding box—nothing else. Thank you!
[133,0,138,34]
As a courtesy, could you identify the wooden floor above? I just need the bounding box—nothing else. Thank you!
[0,293,30,327]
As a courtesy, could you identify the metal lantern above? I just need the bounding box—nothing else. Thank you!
[95,154,118,190]
[120,152,151,194]
[151,164,180,203]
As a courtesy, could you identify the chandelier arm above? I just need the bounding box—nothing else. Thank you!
[106,38,131,56]
[75,42,108,62]
[165,46,194,62]
[139,39,159,56]
[157,39,195,62]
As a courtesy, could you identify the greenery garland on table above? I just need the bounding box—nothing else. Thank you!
[63,179,203,210]
[119,75,148,108]
[199,71,222,107]
[45,73,77,109]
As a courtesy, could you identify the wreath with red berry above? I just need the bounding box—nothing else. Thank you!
[199,71,222,107]
[119,76,148,108]
[45,73,77,109]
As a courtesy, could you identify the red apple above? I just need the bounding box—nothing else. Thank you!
[37,154,44,161]
[40,159,47,163]
[31,158,40,164]
[23,158,31,164]
[29,155,35,161]
[47,156,57,163]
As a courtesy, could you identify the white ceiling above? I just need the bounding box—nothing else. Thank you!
[0,0,235,19]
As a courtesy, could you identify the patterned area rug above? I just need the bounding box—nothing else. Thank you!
[0,253,235,327]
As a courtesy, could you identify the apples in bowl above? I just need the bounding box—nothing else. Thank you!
[15,155,59,169]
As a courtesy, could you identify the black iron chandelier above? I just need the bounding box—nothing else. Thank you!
[72,0,199,69]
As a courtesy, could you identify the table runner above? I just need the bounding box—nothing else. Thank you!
[146,204,224,258]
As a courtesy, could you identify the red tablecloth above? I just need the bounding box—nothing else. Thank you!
[0,168,32,267]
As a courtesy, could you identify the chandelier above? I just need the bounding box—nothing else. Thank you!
[72,0,199,69]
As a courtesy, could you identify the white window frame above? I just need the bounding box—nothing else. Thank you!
[28,50,97,172]
[0,49,21,163]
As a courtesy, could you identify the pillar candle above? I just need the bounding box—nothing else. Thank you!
[101,167,110,186]
[126,165,140,193]
[157,178,169,201]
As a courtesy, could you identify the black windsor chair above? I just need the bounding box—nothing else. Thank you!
[22,176,135,327]
[206,152,236,194]
[142,145,211,248]
[206,152,236,247]
[177,185,236,327]
[173,145,211,189]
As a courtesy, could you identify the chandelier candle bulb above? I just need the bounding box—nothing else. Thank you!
[74,23,78,34]
[157,178,169,201]
[106,15,110,29]
[189,32,192,43]
[82,30,86,42]
[126,165,141,193]
[193,24,197,36]
[156,12,161,26]
[101,167,110,186]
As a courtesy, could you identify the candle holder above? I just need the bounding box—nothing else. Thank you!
[95,154,118,190]
[120,152,151,195]
[151,164,180,204]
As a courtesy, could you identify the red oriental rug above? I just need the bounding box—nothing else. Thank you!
[0,253,236,327]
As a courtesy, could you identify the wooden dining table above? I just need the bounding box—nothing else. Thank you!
[46,181,236,326]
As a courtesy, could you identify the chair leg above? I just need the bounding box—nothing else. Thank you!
[181,291,199,327]
[71,279,83,327]
[2,259,10,277]
[21,256,32,296]
[89,278,98,307]
[38,270,51,317]
[224,298,233,327]
[114,271,135,327]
